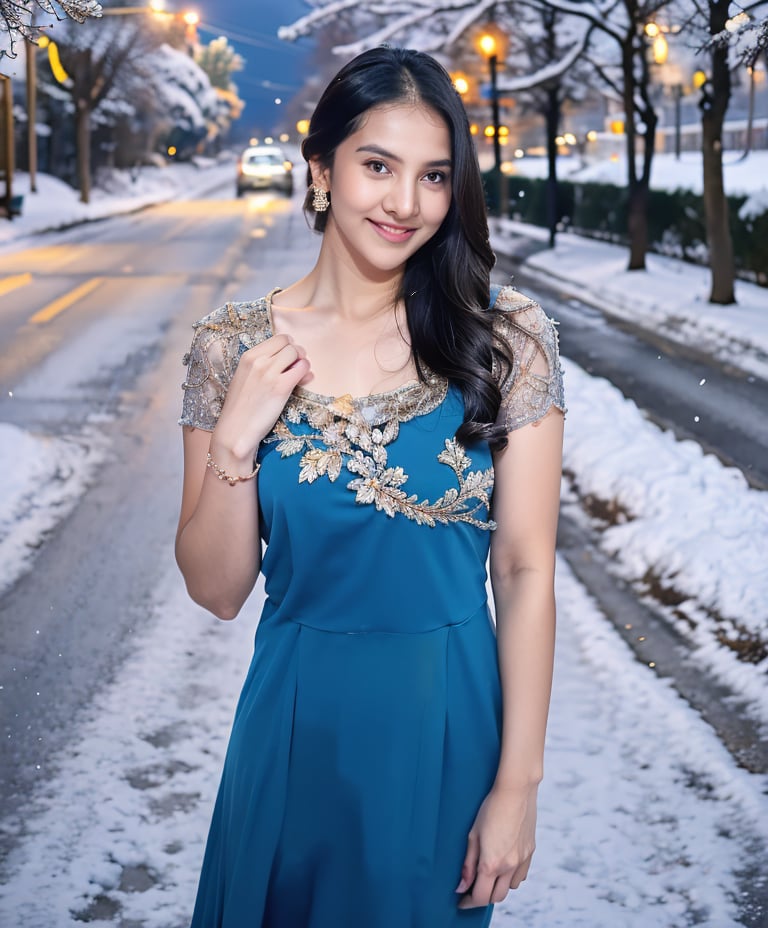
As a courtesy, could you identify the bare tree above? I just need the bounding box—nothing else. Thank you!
[280,0,670,270]
[51,9,162,202]
[694,0,768,304]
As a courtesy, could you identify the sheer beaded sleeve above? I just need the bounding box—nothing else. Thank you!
[178,301,267,431]
[492,286,566,432]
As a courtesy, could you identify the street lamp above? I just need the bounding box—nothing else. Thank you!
[478,31,502,178]
[476,29,506,216]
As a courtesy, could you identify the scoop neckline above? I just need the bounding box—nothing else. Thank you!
[263,288,424,407]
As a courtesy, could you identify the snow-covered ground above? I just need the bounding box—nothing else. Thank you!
[561,359,768,722]
[493,149,768,381]
[0,157,236,247]
[0,554,764,927]
[491,218,768,381]
[505,149,768,197]
[0,423,106,598]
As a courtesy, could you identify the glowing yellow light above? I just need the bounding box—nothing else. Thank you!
[478,33,497,57]
[653,34,668,65]
[167,146,177,156]
[249,137,259,146]
[610,119,625,135]
[586,130,598,142]
[149,0,166,10]
[498,125,509,137]
[279,132,290,143]
[563,132,577,145]
[450,70,471,97]
[649,661,656,668]
[46,40,70,84]
[693,70,707,89]
[514,148,524,158]
[644,22,660,37]
[483,125,495,138]
[183,11,200,26]
[296,120,310,135]
[555,135,566,146]
[469,123,479,136]
[264,136,274,145]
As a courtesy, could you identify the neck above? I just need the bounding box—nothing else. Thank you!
[296,220,405,322]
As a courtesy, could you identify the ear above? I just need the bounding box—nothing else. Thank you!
[308,157,331,191]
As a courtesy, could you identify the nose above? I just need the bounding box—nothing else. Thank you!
[383,176,419,219]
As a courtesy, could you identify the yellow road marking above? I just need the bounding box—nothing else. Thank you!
[29,277,105,325]
[0,272,33,298]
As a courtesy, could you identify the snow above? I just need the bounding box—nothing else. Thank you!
[561,359,768,719]
[0,423,105,597]
[491,216,768,381]
[0,158,235,248]
[506,149,768,198]
[0,555,764,926]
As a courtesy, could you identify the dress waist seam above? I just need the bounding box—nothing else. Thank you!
[281,602,490,637]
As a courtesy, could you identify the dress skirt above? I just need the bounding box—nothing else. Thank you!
[190,604,501,928]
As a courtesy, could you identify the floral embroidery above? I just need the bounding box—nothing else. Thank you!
[267,399,496,530]
[179,289,565,531]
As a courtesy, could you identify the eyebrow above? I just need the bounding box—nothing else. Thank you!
[355,144,452,169]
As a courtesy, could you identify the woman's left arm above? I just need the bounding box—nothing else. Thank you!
[457,406,564,909]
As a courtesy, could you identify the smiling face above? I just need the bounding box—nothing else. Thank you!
[310,103,453,279]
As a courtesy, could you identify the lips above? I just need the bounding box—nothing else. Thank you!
[369,219,417,243]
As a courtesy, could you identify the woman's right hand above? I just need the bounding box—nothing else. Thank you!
[210,334,310,468]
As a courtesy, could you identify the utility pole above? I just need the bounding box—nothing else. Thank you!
[26,40,38,193]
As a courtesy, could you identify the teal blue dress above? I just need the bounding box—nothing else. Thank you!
[179,286,565,928]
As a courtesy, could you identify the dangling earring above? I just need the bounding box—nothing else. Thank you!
[312,185,329,212]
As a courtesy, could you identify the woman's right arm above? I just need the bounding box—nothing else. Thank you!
[175,333,309,620]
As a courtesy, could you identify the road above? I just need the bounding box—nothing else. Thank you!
[0,182,765,924]
[0,184,313,832]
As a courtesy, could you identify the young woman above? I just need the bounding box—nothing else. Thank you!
[177,46,564,928]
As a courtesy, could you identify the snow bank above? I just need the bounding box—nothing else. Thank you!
[0,423,105,596]
[0,160,235,247]
[509,150,768,198]
[563,359,768,714]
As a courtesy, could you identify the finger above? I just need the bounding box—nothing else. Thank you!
[457,871,495,909]
[491,874,512,903]
[279,357,311,385]
[509,856,532,890]
[269,343,304,374]
[455,832,479,894]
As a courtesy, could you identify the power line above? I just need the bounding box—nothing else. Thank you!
[197,21,307,53]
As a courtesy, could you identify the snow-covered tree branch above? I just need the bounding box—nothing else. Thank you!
[0,0,102,58]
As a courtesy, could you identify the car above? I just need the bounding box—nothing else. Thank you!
[236,146,294,197]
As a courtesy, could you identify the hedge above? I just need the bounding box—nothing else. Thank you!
[484,170,767,287]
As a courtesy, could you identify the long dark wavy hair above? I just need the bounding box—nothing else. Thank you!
[301,46,513,450]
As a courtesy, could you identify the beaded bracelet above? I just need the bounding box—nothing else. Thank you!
[206,452,260,486]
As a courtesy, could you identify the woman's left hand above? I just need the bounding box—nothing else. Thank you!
[455,783,539,909]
